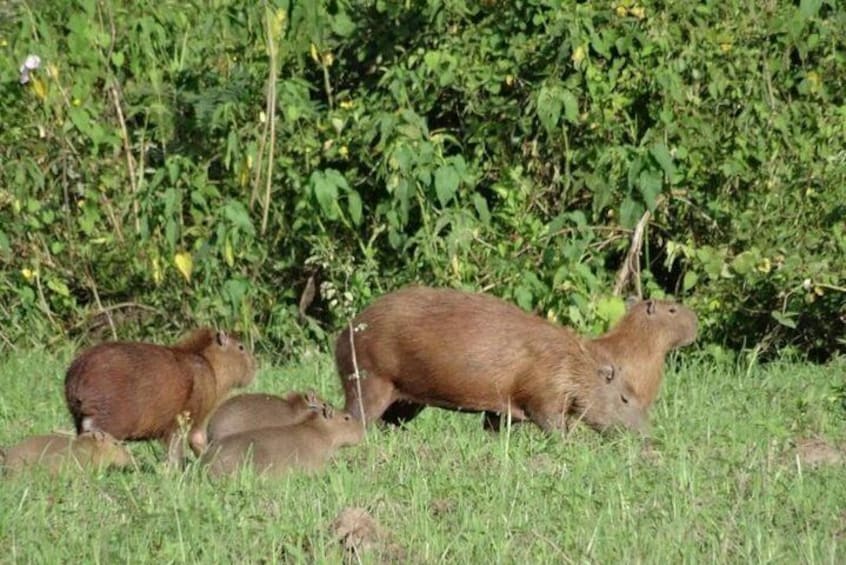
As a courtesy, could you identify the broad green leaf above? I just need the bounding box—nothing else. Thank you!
[347,190,363,226]
[434,165,460,207]
[562,89,579,123]
[472,193,490,225]
[637,170,663,211]
[771,310,798,329]
[311,171,339,220]
[683,271,699,291]
[619,196,644,229]
[650,142,676,179]
[174,252,193,282]
[596,295,626,325]
[537,86,562,133]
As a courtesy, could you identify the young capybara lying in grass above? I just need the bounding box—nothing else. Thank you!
[199,390,328,449]
[64,328,256,462]
[589,298,698,407]
[201,406,364,478]
[334,286,647,434]
[2,431,132,475]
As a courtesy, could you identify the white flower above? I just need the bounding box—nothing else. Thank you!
[19,54,41,84]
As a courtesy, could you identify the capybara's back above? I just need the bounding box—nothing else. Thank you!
[335,286,643,433]
[64,329,256,446]
[3,431,132,475]
[204,390,327,445]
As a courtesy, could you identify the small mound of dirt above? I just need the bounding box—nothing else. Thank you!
[330,507,404,563]
[794,437,844,468]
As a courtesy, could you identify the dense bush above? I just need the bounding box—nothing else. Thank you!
[1,0,844,360]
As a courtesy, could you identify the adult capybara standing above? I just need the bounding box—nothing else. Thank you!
[589,298,698,407]
[334,286,646,433]
[64,328,256,460]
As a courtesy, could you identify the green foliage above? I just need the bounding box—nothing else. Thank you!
[0,0,844,359]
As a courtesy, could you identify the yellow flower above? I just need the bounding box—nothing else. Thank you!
[630,6,645,19]
[339,145,349,158]
[572,44,586,66]
[339,99,354,109]
[21,268,35,282]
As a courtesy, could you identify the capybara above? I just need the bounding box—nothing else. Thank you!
[64,328,256,462]
[334,286,646,434]
[589,298,698,407]
[2,431,132,475]
[201,390,327,448]
[201,407,364,478]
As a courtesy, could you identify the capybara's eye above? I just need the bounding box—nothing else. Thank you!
[238,344,245,351]
[620,395,629,405]
[669,306,677,314]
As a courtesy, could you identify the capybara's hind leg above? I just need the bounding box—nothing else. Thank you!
[343,375,395,424]
[381,401,426,426]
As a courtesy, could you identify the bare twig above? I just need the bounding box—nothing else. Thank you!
[85,270,117,340]
[261,9,281,234]
[348,320,367,435]
[613,210,651,298]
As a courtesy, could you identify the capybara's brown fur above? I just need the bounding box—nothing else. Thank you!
[64,328,256,459]
[334,286,646,433]
[2,431,132,475]
[589,298,698,407]
[201,407,364,478]
[202,390,327,448]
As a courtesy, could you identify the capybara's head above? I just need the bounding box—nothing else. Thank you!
[285,389,328,413]
[75,431,133,469]
[321,406,365,447]
[578,365,648,434]
[202,330,258,389]
[622,299,698,350]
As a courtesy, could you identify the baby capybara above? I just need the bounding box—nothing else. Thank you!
[2,431,132,475]
[201,390,327,448]
[201,407,364,478]
[334,286,646,434]
[64,328,256,461]
[589,298,698,407]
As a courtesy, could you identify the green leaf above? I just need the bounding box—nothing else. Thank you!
[683,271,699,291]
[537,86,562,133]
[596,295,626,325]
[562,89,579,123]
[311,171,339,220]
[223,200,255,234]
[649,143,676,179]
[619,196,644,229]
[637,170,663,211]
[472,194,490,224]
[46,278,70,297]
[799,0,822,20]
[771,310,798,329]
[434,165,460,207]
[731,250,758,276]
[347,190,363,226]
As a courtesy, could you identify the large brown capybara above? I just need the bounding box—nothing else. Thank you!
[201,407,364,478]
[589,297,698,408]
[200,390,328,449]
[64,328,256,462]
[2,431,133,475]
[334,286,647,434]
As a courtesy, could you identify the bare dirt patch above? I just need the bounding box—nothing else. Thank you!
[330,506,405,563]
[793,437,844,468]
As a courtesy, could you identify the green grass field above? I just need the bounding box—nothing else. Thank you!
[0,349,843,563]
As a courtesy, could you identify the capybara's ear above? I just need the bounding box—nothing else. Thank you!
[598,365,615,383]
[305,389,320,407]
[216,331,229,347]
[646,299,656,315]
[625,295,639,310]
[322,404,335,419]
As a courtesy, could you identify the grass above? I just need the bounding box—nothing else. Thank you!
[0,348,844,563]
